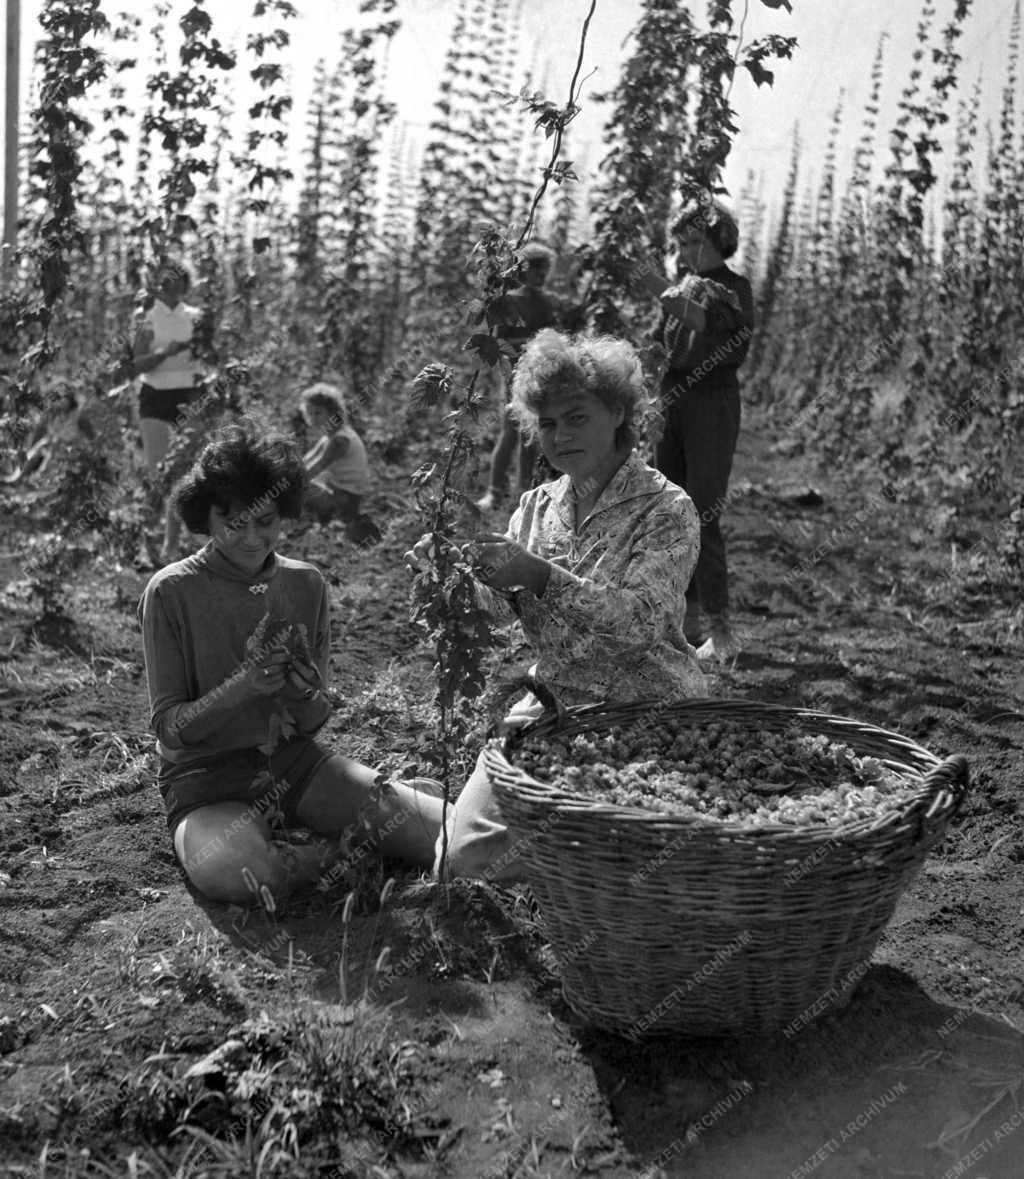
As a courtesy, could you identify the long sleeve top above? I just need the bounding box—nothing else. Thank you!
[660,264,755,386]
[485,450,709,707]
[138,543,330,764]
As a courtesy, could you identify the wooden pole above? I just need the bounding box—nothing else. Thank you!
[3,0,21,283]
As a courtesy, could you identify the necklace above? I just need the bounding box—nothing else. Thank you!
[248,583,269,595]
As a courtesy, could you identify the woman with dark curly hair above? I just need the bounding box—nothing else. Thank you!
[139,421,443,905]
[407,330,707,881]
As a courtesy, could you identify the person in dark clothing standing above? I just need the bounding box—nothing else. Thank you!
[653,198,754,661]
[475,243,561,512]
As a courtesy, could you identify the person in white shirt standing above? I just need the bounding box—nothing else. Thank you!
[132,261,206,563]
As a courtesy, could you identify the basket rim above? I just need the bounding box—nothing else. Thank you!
[488,696,965,837]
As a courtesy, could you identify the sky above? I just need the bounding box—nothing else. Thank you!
[722,0,1015,211]
[2,0,1019,232]
[287,0,1016,215]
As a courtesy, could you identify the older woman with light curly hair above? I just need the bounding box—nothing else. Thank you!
[407,328,708,882]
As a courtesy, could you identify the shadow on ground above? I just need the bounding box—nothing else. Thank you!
[568,963,1023,1179]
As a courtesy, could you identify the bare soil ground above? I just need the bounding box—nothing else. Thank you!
[1,407,1022,1178]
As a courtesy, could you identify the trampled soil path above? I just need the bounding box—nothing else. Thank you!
[0,404,1022,1178]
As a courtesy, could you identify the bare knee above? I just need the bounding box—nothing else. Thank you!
[173,805,286,905]
[186,844,287,905]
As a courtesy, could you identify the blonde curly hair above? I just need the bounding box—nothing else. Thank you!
[508,330,645,449]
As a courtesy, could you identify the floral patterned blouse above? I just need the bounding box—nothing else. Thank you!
[484,450,709,710]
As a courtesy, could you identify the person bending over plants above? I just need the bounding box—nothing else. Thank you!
[139,421,443,905]
[406,329,708,881]
[652,197,754,662]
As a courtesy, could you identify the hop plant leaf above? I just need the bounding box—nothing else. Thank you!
[743,58,775,88]
[258,708,297,757]
[410,461,439,488]
[410,363,453,408]
[464,333,502,367]
[245,609,271,656]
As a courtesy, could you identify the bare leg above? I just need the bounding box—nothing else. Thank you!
[172,802,329,905]
[172,764,445,905]
[141,417,180,562]
[295,754,445,870]
[477,401,517,508]
[140,417,172,472]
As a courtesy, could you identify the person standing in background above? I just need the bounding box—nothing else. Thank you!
[653,198,754,662]
[132,261,207,564]
[475,243,562,513]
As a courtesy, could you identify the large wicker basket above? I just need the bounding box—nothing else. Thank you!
[484,696,968,1037]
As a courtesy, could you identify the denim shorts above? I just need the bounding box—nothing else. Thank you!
[159,737,333,832]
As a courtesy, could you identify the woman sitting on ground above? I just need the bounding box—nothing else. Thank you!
[139,420,443,905]
[299,381,378,543]
[407,329,708,881]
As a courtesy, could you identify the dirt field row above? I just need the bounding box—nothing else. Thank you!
[1,409,1022,1177]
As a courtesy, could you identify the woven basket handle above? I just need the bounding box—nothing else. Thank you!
[521,675,566,724]
[487,674,567,739]
[921,753,969,819]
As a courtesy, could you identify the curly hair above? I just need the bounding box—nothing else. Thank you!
[671,197,739,260]
[173,419,306,535]
[508,329,645,449]
[300,381,350,428]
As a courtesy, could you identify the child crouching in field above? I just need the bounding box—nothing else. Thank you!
[300,382,380,544]
[138,420,443,905]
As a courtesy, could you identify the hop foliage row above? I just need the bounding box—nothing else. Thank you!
[10,0,1023,616]
[742,0,1024,535]
[2,0,586,422]
[1,0,588,624]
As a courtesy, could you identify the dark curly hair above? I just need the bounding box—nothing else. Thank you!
[300,381,349,428]
[671,197,739,260]
[172,419,307,536]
